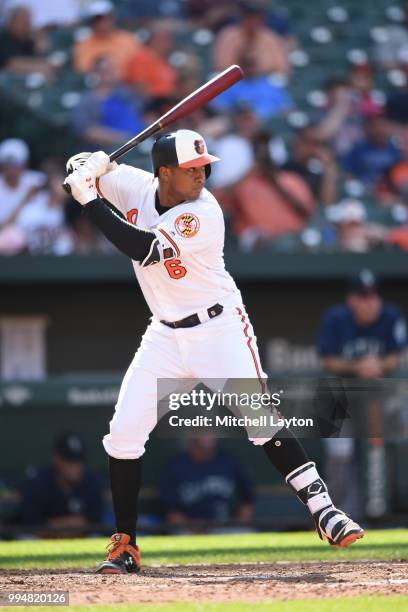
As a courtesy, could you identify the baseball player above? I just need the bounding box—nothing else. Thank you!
[65,129,364,574]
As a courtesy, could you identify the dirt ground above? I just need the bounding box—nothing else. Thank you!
[1,561,407,605]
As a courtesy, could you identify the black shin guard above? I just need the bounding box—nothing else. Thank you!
[108,455,142,546]
[262,428,309,477]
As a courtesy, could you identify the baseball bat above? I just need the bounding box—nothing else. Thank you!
[63,65,243,194]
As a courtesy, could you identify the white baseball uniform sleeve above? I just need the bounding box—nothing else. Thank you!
[95,164,242,321]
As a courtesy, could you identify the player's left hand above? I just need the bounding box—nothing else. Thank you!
[83,151,117,178]
[66,151,117,177]
[64,167,97,206]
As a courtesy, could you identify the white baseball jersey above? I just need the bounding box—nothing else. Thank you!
[97,164,241,321]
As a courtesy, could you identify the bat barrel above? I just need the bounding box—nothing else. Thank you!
[63,65,243,195]
[159,65,243,129]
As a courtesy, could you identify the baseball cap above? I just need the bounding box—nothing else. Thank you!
[348,269,379,295]
[54,433,85,461]
[85,0,114,20]
[151,129,219,177]
[0,138,29,166]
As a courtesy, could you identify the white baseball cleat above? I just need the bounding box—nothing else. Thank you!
[314,507,365,548]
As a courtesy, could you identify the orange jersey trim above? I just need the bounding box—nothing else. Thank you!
[158,228,180,257]
[95,177,104,199]
[236,307,266,393]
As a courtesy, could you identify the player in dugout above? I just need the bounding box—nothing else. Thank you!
[65,130,364,574]
[317,269,407,515]
[21,432,103,533]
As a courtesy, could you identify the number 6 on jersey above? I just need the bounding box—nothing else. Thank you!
[164,258,187,279]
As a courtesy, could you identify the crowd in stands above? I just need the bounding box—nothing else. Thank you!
[2,0,408,254]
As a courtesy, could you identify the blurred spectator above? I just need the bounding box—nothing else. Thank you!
[125,22,178,97]
[342,115,401,187]
[21,432,104,532]
[174,62,203,101]
[186,0,293,38]
[380,128,408,247]
[317,270,406,514]
[385,225,408,251]
[213,0,290,76]
[349,62,383,119]
[379,128,408,205]
[211,104,288,192]
[210,105,260,191]
[314,78,365,157]
[373,2,408,69]
[73,0,141,80]
[0,141,99,255]
[284,126,338,205]
[332,199,385,253]
[65,197,114,254]
[159,436,254,526]
[211,53,292,121]
[71,56,145,150]
[224,131,315,250]
[143,96,177,128]
[0,7,52,76]
[3,0,80,30]
[385,52,408,125]
[0,138,45,230]
[265,2,293,41]
[185,0,237,31]
[14,160,74,255]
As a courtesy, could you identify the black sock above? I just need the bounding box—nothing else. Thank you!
[108,455,142,546]
[263,428,309,477]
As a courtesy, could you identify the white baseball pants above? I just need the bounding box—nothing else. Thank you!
[103,303,282,459]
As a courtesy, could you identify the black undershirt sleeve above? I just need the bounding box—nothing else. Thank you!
[84,197,155,261]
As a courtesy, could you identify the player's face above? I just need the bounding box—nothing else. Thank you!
[163,165,206,202]
[347,292,381,325]
[54,455,84,484]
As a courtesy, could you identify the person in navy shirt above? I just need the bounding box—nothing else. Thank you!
[21,432,104,532]
[317,269,406,516]
[159,436,254,526]
[318,269,406,377]
[342,115,401,186]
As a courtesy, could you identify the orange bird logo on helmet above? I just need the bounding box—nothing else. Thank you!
[194,139,205,155]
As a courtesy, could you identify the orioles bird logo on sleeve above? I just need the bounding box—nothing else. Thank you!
[194,139,205,155]
[175,213,200,238]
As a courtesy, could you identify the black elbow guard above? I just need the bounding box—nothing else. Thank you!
[140,235,177,267]
[141,238,161,267]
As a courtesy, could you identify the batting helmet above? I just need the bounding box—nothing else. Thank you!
[151,129,219,179]
[66,152,92,175]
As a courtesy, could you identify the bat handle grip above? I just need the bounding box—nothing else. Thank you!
[62,180,71,195]
[62,123,161,196]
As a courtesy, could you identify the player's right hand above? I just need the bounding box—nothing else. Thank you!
[83,151,117,178]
